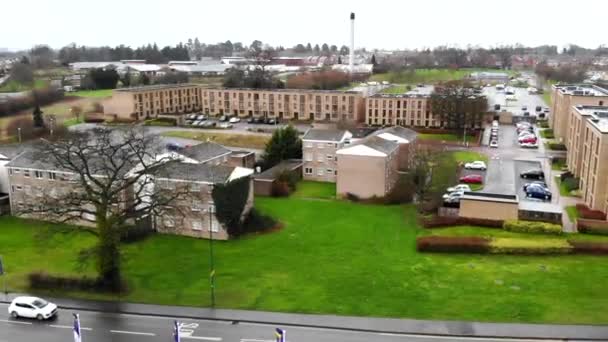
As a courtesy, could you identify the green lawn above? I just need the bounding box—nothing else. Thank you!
[451,151,488,163]
[292,181,336,199]
[2,201,608,324]
[371,68,515,84]
[63,117,84,127]
[71,89,114,98]
[418,133,475,143]
[0,79,48,93]
[163,131,270,149]
[379,85,410,94]
[565,205,580,223]
[554,176,576,197]
[551,159,566,171]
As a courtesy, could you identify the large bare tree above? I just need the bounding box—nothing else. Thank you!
[22,127,190,290]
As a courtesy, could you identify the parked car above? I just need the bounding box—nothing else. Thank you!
[516,122,531,128]
[185,120,194,125]
[443,191,465,203]
[494,104,501,111]
[229,117,241,123]
[523,111,530,116]
[267,118,277,125]
[447,184,471,193]
[520,169,545,180]
[490,140,498,148]
[459,174,483,184]
[538,113,546,119]
[219,115,228,122]
[523,181,549,192]
[525,186,552,201]
[218,122,233,129]
[492,120,499,127]
[247,116,255,123]
[166,142,182,151]
[521,105,527,111]
[535,106,542,112]
[187,114,197,120]
[196,114,207,121]
[518,130,535,137]
[201,121,216,128]
[254,117,265,124]
[518,136,537,144]
[8,296,58,320]
[520,142,538,148]
[464,161,487,170]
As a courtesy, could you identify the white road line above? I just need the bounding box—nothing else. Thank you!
[379,333,562,342]
[182,337,222,341]
[49,324,92,331]
[240,339,274,342]
[0,319,32,325]
[110,330,156,336]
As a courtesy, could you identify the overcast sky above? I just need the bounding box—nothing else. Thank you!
[4,0,607,51]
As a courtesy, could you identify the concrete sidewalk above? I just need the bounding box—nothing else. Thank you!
[2,293,607,340]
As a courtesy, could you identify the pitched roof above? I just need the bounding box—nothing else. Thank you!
[154,161,236,183]
[302,129,349,142]
[253,159,303,181]
[0,141,39,160]
[337,136,398,157]
[373,126,417,143]
[178,141,231,162]
[362,136,400,155]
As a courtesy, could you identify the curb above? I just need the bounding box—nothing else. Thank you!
[1,298,606,341]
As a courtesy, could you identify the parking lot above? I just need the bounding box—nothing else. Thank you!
[483,85,549,120]
[182,114,312,134]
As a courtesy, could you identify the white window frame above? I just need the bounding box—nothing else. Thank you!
[192,200,202,212]
[317,143,324,149]
[326,154,333,160]
[326,168,333,174]
[317,169,324,176]
[13,168,20,174]
[304,153,312,162]
[304,167,313,175]
[34,171,43,179]
[48,172,56,181]
[317,154,324,162]
[164,216,175,228]
[192,220,202,231]
[190,183,201,192]
[23,170,30,178]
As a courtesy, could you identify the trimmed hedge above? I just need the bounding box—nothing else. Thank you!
[577,223,608,236]
[490,238,572,255]
[120,223,154,243]
[569,240,608,255]
[548,142,567,151]
[420,215,503,228]
[416,236,490,253]
[503,220,563,235]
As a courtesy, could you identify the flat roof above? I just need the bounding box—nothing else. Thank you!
[518,201,562,214]
[205,88,360,95]
[553,84,608,97]
[587,110,608,133]
[116,84,199,92]
[253,159,303,181]
[370,85,434,98]
[462,192,519,204]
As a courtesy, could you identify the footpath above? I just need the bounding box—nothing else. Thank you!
[2,293,608,340]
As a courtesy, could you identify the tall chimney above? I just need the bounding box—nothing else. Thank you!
[350,12,355,74]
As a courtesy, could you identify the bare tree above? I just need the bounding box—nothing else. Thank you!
[21,127,191,290]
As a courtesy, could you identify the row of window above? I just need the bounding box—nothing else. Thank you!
[304,153,336,162]
[9,169,58,180]
[303,142,340,148]
[304,167,337,177]
[11,184,60,198]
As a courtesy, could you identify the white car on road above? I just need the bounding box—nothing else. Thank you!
[490,140,498,148]
[464,161,487,170]
[8,296,58,320]
[446,184,471,193]
[229,117,241,124]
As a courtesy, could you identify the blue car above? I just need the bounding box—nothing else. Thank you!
[166,142,183,151]
[525,185,552,201]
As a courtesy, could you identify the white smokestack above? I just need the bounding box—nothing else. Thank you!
[350,12,355,74]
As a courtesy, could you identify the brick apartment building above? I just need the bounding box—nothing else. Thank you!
[365,86,440,127]
[565,105,608,213]
[301,129,352,182]
[550,84,608,144]
[4,141,254,240]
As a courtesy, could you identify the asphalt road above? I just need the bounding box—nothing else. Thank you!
[0,303,576,342]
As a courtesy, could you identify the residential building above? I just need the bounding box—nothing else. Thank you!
[365,86,441,127]
[550,84,608,144]
[566,105,603,177]
[253,159,303,196]
[301,129,352,182]
[574,109,608,213]
[103,84,202,122]
[200,88,364,122]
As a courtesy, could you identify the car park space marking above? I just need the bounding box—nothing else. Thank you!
[110,329,156,336]
[49,324,92,331]
[0,319,32,325]
[182,336,223,341]
[240,339,273,342]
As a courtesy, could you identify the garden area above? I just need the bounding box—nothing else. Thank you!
[2,190,608,324]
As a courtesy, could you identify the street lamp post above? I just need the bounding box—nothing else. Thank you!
[208,202,216,308]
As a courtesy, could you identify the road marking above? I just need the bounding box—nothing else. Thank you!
[182,337,222,341]
[50,324,92,331]
[379,333,562,342]
[110,330,156,336]
[241,339,274,342]
[0,319,32,325]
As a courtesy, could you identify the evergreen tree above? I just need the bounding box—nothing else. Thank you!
[261,125,302,169]
[306,43,312,52]
[371,54,377,65]
[32,104,44,128]
[338,56,342,64]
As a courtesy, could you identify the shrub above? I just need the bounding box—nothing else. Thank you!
[420,215,503,228]
[83,115,105,123]
[120,222,154,243]
[563,177,580,192]
[271,181,291,197]
[548,142,567,151]
[560,171,574,182]
[345,192,361,202]
[240,208,279,235]
[577,222,608,235]
[144,118,176,126]
[490,238,572,255]
[568,240,608,254]
[538,120,549,128]
[503,220,563,235]
[29,272,105,291]
[416,236,490,253]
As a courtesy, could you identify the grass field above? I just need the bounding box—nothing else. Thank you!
[71,89,114,98]
[0,79,48,93]
[379,85,410,94]
[163,131,270,149]
[554,176,578,197]
[292,181,336,199]
[418,133,475,143]
[2,199,608,324]
[371,68,515,85]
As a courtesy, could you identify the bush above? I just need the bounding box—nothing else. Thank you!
[490,238,572,255]
[420,215,503,228]
[83,115,105,123]
[29,272,105,291]
[416,236,490,253]
[271,181,291,197]
[537,120,549,128]
[577,222,608,235]
[563,177,580,192]
[548,142,567,151]
[345,192,361,202]
[120,222,154,243]
[569,240,608,254]
[560,171,573,182]
[240,208,279,235]
[503,220,563,235]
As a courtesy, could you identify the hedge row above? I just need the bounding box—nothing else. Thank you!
[548,142,567,151]
[416,236,490,253]
[420,216,503,228]
[29,272,105,291]
[503,220,562,235]
[577,223,608,236]
[417,236,608,255]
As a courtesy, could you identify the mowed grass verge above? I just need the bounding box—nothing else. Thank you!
[163,131,270,149]
[1,199,608,324]
[418,133,476,143]
[292,181,336,199]
[71,89,114,98]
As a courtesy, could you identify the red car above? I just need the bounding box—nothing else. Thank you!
[459,174,483,184]
[518,136,537,144]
